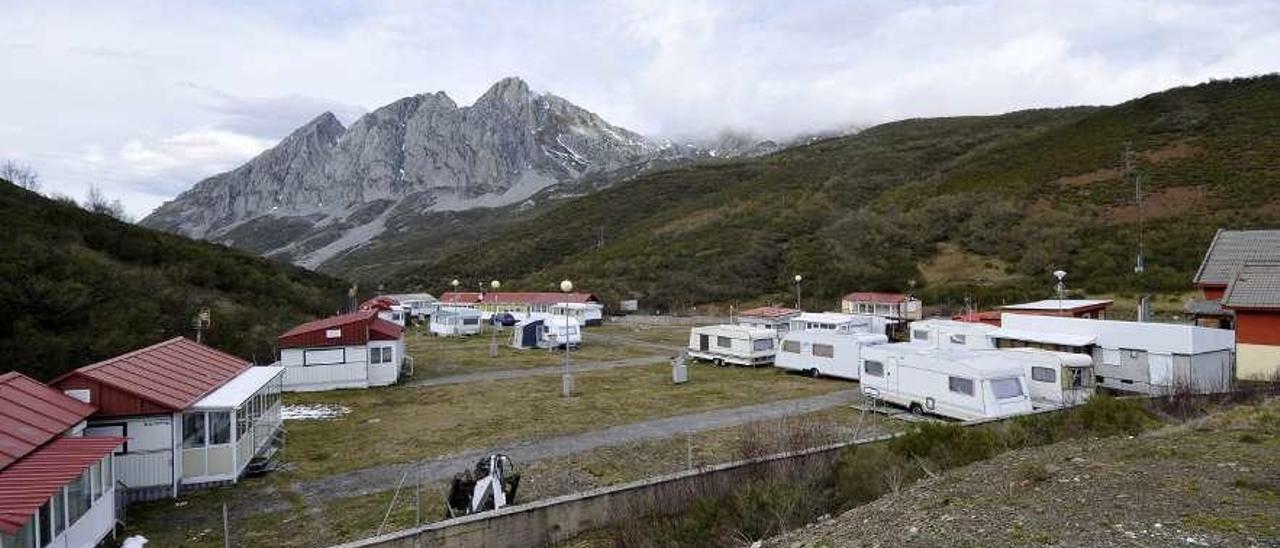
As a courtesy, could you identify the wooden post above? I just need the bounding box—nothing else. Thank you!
[222,503,230,548]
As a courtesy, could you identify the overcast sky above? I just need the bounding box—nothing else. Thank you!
[2,0,1278,219]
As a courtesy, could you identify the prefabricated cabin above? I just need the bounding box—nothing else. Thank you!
[775,330,889,379]
[992,314,1235,395]
[52,338,284,502]
[430,308,483,337]
[276,309,407,392]
[688,325,778,366]
[859,344,1034,421]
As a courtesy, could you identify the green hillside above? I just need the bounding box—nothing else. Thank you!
[385,75,1280,313]
[0,181,348,381]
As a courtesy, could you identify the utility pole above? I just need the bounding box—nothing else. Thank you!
[1125,143,1152,322]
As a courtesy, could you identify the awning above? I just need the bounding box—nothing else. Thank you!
[190,366,283,410]
[0,436,125,535]
[989,328,1096,347]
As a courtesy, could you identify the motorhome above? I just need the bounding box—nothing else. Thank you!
[775,330,889,379]
[859,344,1033,421]
[688,325,777,366]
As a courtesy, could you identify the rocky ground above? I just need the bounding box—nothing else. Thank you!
[768,397,1280,548]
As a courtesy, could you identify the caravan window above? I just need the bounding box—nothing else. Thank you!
[812,344,834,358]
[717,336,732,348]
[1031,366,1056,383]
[864,360,884,377]
[752,338,774,351]
[948,376,974,396]
[782,340,801,353]
[912,329,929,341]
[991,378,1024,399]
[949,334,966,345]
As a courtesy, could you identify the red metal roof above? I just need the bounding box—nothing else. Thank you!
[842,292,911,304]
[738,306,801,319]
[439,292,598,305]
[0,373,97,470]
[52,338,250,414]
[360,297,399,311]
[0,436,125,535]
[277,309,403,349]
[952,310,1004,326]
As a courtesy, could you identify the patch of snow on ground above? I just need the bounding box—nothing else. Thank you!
[282,404,351,421]
[122,536,148,548]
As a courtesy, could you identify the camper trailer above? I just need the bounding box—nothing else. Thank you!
[907,319,998,350]
[549,303,604,327]
[430,308,483,337]
[859,344,1033,421]
[541,316,582,348]
[688,325,777,366]
[1001,348,1095,408]
[775,330,889,379]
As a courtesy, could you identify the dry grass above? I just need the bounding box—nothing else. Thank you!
[917,243,1020,287]
[403,325,659,380]
[282,364,849,479]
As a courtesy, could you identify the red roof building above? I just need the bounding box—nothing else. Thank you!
[52,337,250,417]
[952,310,1004,327]
[840,292,923,321]
[738,306,802,319]
[0,373,124,543]
[277,309,404,350]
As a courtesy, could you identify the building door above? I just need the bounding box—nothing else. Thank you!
[699,335,709,352]
[1149,352,1173,393]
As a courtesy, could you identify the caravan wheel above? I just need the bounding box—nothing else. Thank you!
[807,368,820,378]
[714,358,725,367]
[909,403,925,416]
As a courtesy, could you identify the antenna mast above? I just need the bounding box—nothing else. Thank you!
[1125,143,1152,322]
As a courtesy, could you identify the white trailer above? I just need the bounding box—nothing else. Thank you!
[859,344,1033,421]
[430,308,483,337]
[775,330,889,379]
[540,316,582,348]
[1000,348,1095,409]
[688,325,777,366]
[907,319,998,350]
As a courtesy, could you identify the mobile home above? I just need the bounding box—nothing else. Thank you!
[276,309,407,392]
[775,330,889,379]
[430,308,483,337]
[52,338,284,501]
[993,314,1235,395]
[859,344,1033,421]
[688,325,777,366]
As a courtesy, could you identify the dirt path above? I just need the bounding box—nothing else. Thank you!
[404,354,673,388]
[264,389,864,511]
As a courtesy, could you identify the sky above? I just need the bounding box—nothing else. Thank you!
[2,0,1278,220]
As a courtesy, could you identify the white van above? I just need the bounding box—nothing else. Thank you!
[688,325,777,366]
[775,331,889,379]
[859,343,1033,421]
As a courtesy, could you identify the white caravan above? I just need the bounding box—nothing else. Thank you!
[688,325,777,366]
[859,344,1033,421]
[430,308,483,336]
[775,330,889,379]
[540,315,582,348]
[907,319,998,350]
[1000,348,1095,408]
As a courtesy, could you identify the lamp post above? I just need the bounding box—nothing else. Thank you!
[793,274,803,310]
[489,280,501,358]
[560,279,574,398]
[1053,270,1067,317]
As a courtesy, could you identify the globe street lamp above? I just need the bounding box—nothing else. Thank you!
[1053,270,1067,317]
[793,274,803,310]
[560,279,574,398]
[489,280,501,358]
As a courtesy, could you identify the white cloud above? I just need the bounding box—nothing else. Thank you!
[0,0,1277,220]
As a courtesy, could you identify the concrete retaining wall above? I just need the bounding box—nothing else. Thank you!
[331,433,900,548]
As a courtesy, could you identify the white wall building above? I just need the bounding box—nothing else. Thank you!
[277,309,407,392]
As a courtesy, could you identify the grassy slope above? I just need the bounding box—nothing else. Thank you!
[385,76,1280,312]
[0,182,348,380]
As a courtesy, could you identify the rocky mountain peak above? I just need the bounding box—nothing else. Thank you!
[477,76,534,108]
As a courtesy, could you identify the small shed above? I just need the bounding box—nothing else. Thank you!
[277,309,406,392]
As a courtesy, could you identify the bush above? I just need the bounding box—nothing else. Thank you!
[889,422,1001,469]
[834,445,918,507]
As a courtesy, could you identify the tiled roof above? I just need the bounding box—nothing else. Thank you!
[1193,229,1280,286]
[0,436,125,535]
[0,373,96,470]
[842,292,911,304]
[738,306,801,319]
[1222,261,1280,309]
[52,338,250,412]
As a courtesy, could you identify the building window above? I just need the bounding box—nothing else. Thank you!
[813,344,835,358]
[89,461,101,501]
[369,346,393,365]
[752,338,774,352]
[717,336,732,348]
[782,340,801,353]
[948,376,975,396]
[913,329,929,341]
[1031,366,1057,383]
[991,378,1024,399]
[210,412,231,445]
[51,489,65,536]
[864,360,884,377]
[37,501,51,547]
[183,412,206,449]
[66,470,89,525]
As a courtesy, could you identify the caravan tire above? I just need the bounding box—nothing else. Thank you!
[807,368,820,378]
[909,403,925,416]
[714,358,725,367]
